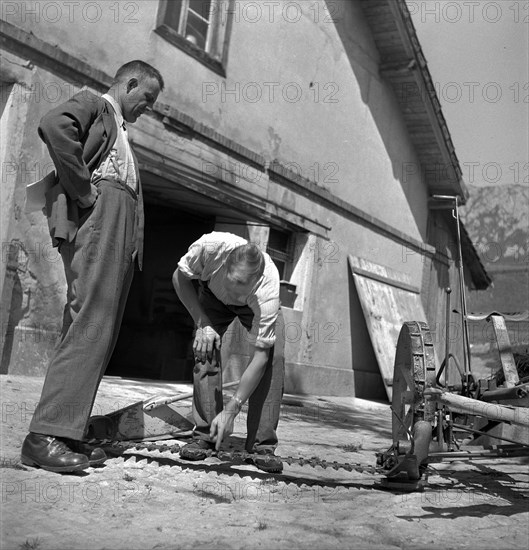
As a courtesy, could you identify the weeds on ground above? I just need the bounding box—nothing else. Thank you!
[0,458,26,470]
[19,538,42,550]
[341,442,363,452]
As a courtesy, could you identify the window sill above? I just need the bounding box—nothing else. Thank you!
[154,25,226,77]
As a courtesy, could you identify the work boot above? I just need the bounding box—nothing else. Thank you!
[21,433,89,473]
[179,439,215,461]
[64,439,107,466]
[246,449,283,473]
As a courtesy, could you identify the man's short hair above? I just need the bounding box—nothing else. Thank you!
[113,60,165,91]
[226,243,265,282]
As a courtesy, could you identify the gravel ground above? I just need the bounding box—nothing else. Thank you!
[1,374,528,550]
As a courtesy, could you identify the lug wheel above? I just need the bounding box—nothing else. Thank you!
[392,321,437,448]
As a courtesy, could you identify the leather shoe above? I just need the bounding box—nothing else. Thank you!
[21,433,89,473]
[246,450,283,473]
[180,439,215,461]
[65,439,107,466]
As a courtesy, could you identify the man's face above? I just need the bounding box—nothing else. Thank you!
[121,76,161,123]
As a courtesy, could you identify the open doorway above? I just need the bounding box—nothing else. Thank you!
[105,162,294,382]
[105,201,215,381]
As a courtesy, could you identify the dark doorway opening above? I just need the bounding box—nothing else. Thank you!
[106,201,215,381]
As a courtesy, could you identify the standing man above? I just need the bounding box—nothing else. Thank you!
[21,61,164,473]
[173,232,285,473]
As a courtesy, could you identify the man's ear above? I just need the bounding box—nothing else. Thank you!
[126,78,139,94]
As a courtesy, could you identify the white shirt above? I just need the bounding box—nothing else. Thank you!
[178,232,280,348]
[91,93,137,192]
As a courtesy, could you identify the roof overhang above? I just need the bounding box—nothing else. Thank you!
[360,0,468,202]
[359,0,491,288]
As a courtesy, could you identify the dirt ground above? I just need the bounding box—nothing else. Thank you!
[1,374,528,550]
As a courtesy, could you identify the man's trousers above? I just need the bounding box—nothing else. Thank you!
[192,283,285,453]
[29,179,138,440]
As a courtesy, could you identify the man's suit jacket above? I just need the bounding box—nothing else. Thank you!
[38,90,144,269]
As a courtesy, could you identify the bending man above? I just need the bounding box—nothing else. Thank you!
[173,231,285,472]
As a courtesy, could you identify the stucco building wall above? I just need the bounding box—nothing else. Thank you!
[1,1,466,398]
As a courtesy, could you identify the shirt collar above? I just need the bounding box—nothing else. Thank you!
[102,93,125,129]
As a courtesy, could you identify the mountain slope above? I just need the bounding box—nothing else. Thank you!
[461,184,528,266]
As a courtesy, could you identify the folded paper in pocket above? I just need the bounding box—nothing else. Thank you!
[25,171,56,213]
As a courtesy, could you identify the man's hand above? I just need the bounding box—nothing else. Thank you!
[209,409,237,451]
[193,325,221,364]
[76,183,99,208]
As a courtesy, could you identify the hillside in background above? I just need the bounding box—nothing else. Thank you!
[461,184,528,267]
[460,185,528,369]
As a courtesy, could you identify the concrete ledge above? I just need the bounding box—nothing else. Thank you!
[5,323,380,400]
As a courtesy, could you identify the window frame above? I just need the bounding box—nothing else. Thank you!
[267,228,295,281]
[154,0,232,77]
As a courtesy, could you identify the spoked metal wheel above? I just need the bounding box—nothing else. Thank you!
[376,321,438,487]
[392,321,437,453]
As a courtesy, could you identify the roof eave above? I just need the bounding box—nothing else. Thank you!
[360,0,469,203]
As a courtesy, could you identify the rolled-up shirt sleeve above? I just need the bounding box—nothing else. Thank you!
[248,269,280,349]
[177,242,205,279]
